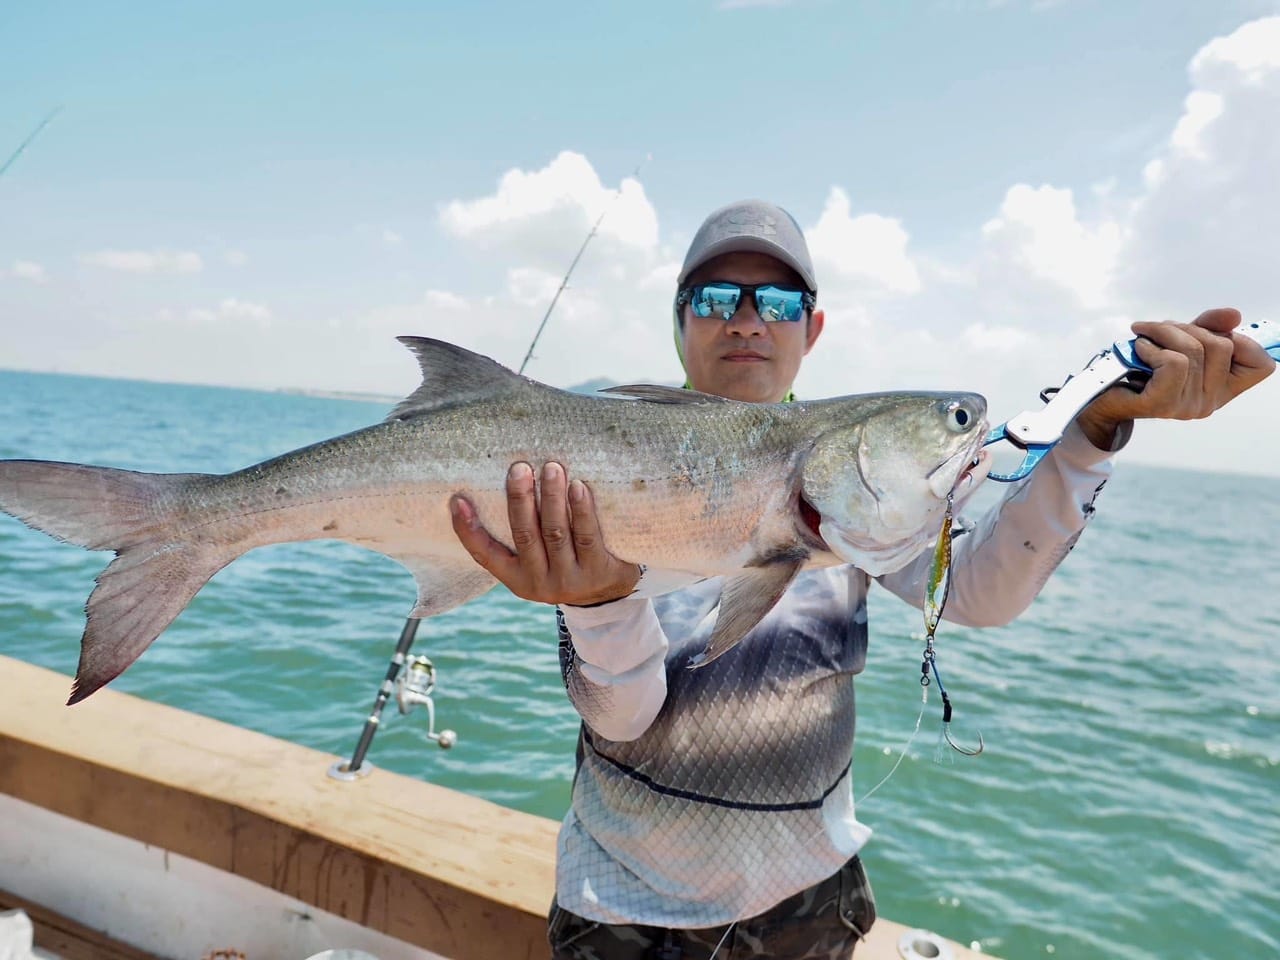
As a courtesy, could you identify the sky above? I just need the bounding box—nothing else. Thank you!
[2,0,1279,475]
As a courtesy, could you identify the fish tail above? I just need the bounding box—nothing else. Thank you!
[0,460,231,704]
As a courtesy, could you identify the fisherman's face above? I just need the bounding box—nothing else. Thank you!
[679,252,825,403]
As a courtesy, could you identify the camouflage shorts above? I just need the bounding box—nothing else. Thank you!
[547,855,876,959]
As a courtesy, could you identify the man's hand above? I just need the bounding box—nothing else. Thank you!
[1075,308,1275,450]
[450,460,642,607]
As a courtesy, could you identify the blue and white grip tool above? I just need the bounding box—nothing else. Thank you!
[984,317,1280,483]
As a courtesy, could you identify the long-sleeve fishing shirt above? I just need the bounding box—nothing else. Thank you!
[553,422,1120,928]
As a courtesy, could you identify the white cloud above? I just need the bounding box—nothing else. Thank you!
[185,299,273,325]
[979,183,1124,310]
[807,187,922,297]
[354,224,407,249]
[1119,16,1280,317]
[386,151,681,389]
[423,289,467,311]
[1168,90,1224,163]
[439,150,659,272]
[787,17,1280,476]
[10,260,48,284]
[218,298,272,322]
[810,17,1280,476]
[506,267,562,308]
[80,249,204,275]
[1189,15,1280,85]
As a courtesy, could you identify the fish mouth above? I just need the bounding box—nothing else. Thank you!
[952,448,993,501]
[927,437,991,501]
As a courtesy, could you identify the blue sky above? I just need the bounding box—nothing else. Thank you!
[3,1,1279,474]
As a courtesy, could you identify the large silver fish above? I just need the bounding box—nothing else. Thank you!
[0,338,990,703]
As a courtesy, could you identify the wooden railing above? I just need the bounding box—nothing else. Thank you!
[0,655,988,960]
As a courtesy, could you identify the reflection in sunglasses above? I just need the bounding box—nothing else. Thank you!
[678,282,815,324]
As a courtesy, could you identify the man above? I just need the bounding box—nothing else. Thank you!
[449,200,1273,959]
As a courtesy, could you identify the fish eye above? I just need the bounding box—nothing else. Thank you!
[943,399,978,433]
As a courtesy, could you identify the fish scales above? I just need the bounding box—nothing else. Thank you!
[176,389,793,573]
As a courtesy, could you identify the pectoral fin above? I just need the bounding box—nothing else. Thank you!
[687,552,806,669]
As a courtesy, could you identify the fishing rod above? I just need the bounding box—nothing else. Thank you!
[518,153,651,375]
[330,616,456,780]
[0,106,63,180]
[332,156,652,779]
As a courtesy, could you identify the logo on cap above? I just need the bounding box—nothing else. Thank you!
[725,211,777,236]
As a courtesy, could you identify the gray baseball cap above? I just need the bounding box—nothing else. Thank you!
[677,199,817,292]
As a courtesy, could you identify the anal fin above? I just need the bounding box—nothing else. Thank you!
[385,551,498,619]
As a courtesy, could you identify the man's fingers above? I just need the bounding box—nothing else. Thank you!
[450,494,520,579]
[1128,335,1189,415]
[567,479,607,560]
[1080,309,1272,442]
[505,461,548,570]
[1130,315,1265,418]
[1230,329,1278,381]
[539,461,576,563]
[569,479,644,601]
[1190,307,1242,335]
[1194,325,1237,414]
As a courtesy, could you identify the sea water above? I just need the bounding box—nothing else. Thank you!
[0,369,1275,960]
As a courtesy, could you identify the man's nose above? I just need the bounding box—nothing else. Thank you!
[723,296,765,335]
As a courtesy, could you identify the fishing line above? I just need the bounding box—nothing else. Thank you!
[707,920,736,960]
[0,107,63,181]
[856,691,928,804]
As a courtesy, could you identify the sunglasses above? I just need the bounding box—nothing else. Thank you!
[677,282,816,324]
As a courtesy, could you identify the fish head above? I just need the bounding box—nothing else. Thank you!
[799,392,991,575]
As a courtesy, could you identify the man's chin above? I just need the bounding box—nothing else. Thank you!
[704,369,789,404]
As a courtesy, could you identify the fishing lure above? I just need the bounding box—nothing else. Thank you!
[920,493,984,757]
[857,495,982,804]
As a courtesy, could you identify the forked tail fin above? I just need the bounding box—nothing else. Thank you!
[0,460,231,704]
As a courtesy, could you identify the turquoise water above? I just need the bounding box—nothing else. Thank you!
[0,369,1275,960]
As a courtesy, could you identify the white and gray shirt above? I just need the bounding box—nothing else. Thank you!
[554,424,1116,928]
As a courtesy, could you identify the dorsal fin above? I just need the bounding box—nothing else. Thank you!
[387,337,527,421]
[600,384,731,405]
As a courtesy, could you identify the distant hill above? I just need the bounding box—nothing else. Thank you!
[565,377,620,395]
[566,377,683,396]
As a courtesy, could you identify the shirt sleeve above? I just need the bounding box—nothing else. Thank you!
[876,420,1124,627]
[556,598,670,742]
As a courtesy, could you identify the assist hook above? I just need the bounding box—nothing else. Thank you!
[940,690,985,757]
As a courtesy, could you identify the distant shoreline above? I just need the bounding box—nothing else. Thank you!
[276,387,399,405]
[0,367,619,404]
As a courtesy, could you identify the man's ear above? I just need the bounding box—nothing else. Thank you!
[804,309,825,354]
